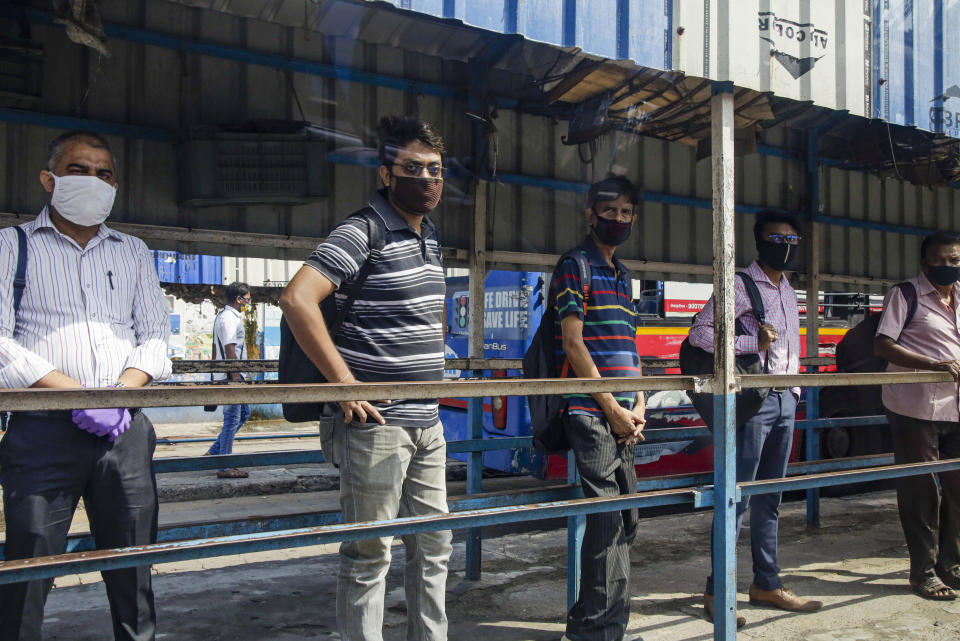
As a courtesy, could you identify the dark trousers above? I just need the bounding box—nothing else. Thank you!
[563,413,638,641]
[706,390,797,594]
[0,411,158,641]
[886,411,960,584]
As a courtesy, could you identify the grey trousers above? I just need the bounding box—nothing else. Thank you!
[887,411,960,583]
[563,413,639,641]
[336,420,452,641]
[0,411,158,641]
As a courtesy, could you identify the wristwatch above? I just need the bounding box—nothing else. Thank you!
[113,382,127,388]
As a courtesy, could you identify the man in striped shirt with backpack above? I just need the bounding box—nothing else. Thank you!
[280,116,450,641]
[551,176,646,641]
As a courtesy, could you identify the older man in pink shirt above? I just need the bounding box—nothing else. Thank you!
[875,231,960,601]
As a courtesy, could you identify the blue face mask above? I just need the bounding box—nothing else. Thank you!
[926,265,960,286]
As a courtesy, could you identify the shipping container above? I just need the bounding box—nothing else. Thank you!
[673,0,872,117]
[151,250,223,284]
[380,0,672,70]
[874,0,960,135]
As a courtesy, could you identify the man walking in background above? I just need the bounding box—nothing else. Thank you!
[208,281,252,479]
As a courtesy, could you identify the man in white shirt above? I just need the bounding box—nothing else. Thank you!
[0,130,171,641]
[207,282,251,479]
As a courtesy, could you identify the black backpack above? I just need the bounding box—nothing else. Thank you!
[278,209,385,422]
[678,271,770,430]
[523,251,592,455]
[835,281,917,373]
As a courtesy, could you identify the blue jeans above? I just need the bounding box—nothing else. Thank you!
[706,390,797,594]
[208,404,250,458]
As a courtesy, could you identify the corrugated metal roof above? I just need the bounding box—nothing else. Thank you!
[151,0,960,184]
[0,0,957,289]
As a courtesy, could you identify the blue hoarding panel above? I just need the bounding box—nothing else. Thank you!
[442,270,548,473]
[153,250,178,283]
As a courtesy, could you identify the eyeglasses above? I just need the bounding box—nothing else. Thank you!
[238,296,252,304]
[392,161,445,178]
[766,234,802,245]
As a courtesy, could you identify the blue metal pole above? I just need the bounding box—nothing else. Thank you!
[804,388,821,527]
[465,386,484,580]
[567,450,584,610]
[712,393,738,641]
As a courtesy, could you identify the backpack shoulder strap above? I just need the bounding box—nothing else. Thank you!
[896,281,918,328]
[328,210,386,335]
[736,271,766,326]
[554,250,593,378]
[12,226,27,316]
[556,250,593,309]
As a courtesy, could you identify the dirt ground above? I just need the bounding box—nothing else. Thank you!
[35,489,960,641]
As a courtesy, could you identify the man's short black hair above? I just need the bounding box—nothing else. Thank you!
[225,282,250,302]
[920,231,960,261]
[753,210,800,244]
[45,130,115,171]
[377,115,445,167]
[587,175,640,211]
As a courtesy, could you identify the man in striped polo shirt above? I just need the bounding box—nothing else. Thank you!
[280,116,450,641]
[553,176,646,641]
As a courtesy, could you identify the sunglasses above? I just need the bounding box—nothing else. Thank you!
[766,234,801,245]
[392,161,445,178]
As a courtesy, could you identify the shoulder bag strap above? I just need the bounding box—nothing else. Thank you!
[12,226,27,318]
[897,281,919,329]
[736,271,770,373]
[211,311,226,382]
[328,212,385,337]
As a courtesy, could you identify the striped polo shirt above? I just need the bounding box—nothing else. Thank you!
[552,237,641,417]
[305,190,445,428]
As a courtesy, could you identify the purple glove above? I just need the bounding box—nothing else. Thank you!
[72,408,132,441]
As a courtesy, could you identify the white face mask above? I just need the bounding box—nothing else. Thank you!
[50,174,117,227]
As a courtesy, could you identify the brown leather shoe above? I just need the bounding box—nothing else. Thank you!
[748,584,822,612]
[703,592,746,628]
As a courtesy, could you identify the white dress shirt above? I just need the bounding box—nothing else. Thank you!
[0,206,172,389]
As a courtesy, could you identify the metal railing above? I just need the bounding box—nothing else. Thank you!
[0,369,957,588]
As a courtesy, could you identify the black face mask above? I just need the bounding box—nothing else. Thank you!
[389,176,443,214]
[756,240,797,271]
[592,217,633,246]
[926,265,960,286]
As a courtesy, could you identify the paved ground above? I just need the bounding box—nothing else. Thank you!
[9,420,960,640]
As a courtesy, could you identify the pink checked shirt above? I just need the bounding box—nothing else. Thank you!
[877,273,960,422]
[689,261,801,397]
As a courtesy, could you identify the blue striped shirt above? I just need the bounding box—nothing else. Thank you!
[552,238,641,417]
[305,191,445,428]
[0,206,172,389]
